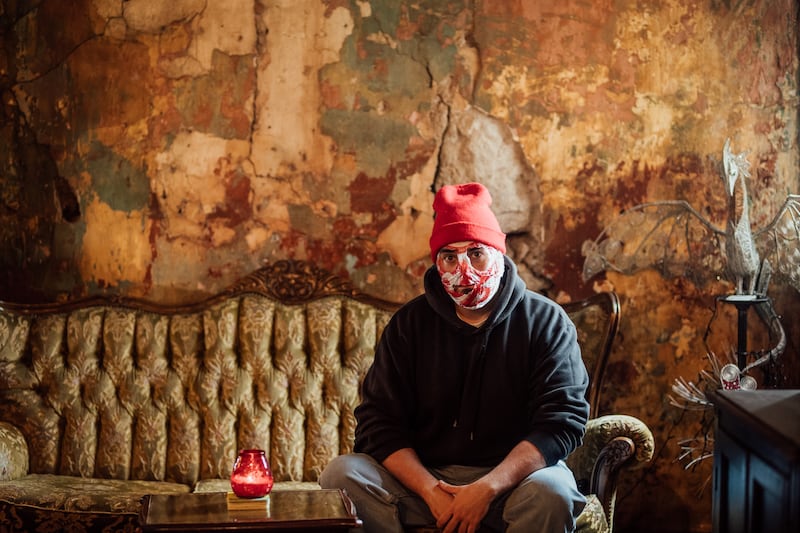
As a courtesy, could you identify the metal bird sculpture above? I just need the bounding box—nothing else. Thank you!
[722,139,761,295]
[581,139,800,373]
[582,139,800,296]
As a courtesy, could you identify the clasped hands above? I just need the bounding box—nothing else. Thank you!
[425,478,495,533]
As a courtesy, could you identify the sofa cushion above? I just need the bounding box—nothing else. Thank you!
[0,474,189,514]
[0,474,190,533]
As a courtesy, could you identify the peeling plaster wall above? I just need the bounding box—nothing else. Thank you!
[1,1,798,531]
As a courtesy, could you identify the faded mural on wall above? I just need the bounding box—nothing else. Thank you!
[1,0,798,531]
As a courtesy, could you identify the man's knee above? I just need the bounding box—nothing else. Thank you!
[516,474,578,507]
[503,463,584,532]
[319,454,408,533]
[320,453,368,489]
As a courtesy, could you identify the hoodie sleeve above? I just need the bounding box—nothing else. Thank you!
[353,307,417,463]
[523,304,590,466]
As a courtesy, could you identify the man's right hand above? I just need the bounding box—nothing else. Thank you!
[383,449,456,525]
[421,483,455,523]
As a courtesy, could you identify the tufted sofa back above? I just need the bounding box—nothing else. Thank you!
[0,261,395,486]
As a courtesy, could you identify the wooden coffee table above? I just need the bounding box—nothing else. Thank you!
[139,489,362,531]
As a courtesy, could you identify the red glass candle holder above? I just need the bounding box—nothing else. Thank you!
[230,449,274,498]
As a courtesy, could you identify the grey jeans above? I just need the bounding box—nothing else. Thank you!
[319,453,585,533]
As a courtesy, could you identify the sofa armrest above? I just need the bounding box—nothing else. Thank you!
[0,421,29,481]
[567,414,654,529]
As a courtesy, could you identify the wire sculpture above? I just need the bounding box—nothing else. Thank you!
[582,139,799,375]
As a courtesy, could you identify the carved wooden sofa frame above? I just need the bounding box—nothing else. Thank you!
[0,260,653,532]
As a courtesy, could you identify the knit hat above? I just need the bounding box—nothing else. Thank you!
[429,182,506,261]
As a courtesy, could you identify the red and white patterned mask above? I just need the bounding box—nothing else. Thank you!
[436,242,505,310]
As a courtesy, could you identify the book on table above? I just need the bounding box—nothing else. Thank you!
[225,492,270,511]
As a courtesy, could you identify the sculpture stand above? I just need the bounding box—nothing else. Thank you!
[718,294,769,370]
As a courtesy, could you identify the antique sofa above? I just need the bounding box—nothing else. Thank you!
[0,260,653,532]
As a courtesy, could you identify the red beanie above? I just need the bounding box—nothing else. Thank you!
[429,182,506,261]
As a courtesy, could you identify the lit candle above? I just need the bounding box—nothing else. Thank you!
[230,449,274,498]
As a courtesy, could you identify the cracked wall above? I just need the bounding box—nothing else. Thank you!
[1,0,799,531]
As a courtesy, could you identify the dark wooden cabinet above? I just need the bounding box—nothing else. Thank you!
[711,389,800,533]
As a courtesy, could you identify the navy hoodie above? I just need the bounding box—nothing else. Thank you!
[354,257,590,468]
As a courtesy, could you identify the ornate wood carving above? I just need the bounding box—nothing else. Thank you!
[226,260,360,303]
[591,435,635,522]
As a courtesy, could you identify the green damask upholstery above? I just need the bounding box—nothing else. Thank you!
[0,422,28,482]
[0,474,189,513]
[0,261,653,532]
[577,494,610,533]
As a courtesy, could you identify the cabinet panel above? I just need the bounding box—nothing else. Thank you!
[711,390,800,533]
[713,426,746,533]
[748,454,788,533]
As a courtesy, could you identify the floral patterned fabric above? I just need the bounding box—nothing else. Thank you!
[576,494,610,533]
[0,263,651,533]
[566,415,655,486]
[0,503,140,533]
[0,474,189,514]
[0,422,27,481]
[0,474,189,532]
[0,291,394,528]
[0,295,391,487]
